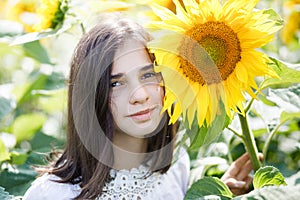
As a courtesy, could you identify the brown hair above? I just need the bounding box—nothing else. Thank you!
[48,13,178,199]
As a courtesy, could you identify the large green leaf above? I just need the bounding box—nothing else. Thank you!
[0,139,10,162]
[261,58,300,89]
[15,73,48,106]
[0,187,13,200]
[234,185,300,200]
[22,40,52,64]
[29,131,64,151]
[10,21,73,46]
[11,113,47,142]
[15,71,66,106]
[0,165,37,196]
[267,84,300,112]
[253,166,287,189]
[187,103,230,151]
[184,177,233,200]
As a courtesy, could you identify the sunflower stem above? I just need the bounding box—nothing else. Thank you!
[244,97,255,113]
[262,118,288,164]
[80,23,86,35]
[238,113,261,172]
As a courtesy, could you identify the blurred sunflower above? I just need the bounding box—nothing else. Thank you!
[281,0,300,44]
[33,0,68,32]
[141,0,178,20]
[89,0,178,18]
[3,0,39,32]
[147,0,280,127]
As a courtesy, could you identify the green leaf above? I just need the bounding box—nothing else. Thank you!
[188,103,230,151]
[10,21,72,45]
[15,73,48,106]
[267,84,300,112]
[263,9,284,27]
[280,111,300,124]
[261,58,300,89]
[9,149,29,165]
[0,186,13,200]
[29,131,64,151]
[11,113,47,142]
[0,97,14,122]
[0,165,37,196]
[0,139,10,162]
[184,177,233,200]
[234,185,300,200]
[22,40,52,64]
[253,166,287,189]
[44,72,66,90]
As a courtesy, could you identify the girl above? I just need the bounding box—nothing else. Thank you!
[23,14,255,200]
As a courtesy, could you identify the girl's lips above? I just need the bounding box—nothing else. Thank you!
[129,108,155,122]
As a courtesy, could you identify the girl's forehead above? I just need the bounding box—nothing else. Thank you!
[112,40,152,74]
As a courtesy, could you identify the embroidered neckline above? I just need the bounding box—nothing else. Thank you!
[99,165,163,200]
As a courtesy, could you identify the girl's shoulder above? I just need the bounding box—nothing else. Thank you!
[157,147,190,198]
[23,173,81,200]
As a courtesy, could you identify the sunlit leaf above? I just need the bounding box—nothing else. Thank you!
[280,112,300,124]
[10,19,73,45]
[267,84,300,112]
[14,74,48,106]
[184,176,233,200]
[37,88,67,113]
[0,139,10,162]
[11,113,47,142]
[262,58,300,89]
[23,40,52,64]
[253,166,287,189]
[9,149,29,165]
[263,9,284,27]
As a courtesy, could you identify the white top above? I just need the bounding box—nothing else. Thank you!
[23,150,190,200]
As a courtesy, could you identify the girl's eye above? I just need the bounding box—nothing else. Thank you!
[142,72,156,80]
[111,81,122,87]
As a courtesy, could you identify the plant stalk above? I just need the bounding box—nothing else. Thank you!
[238,113,261,172]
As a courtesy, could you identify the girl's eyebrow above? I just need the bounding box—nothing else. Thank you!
[139,64,154,72]
[110,64,154,79]
[110,73,123,80]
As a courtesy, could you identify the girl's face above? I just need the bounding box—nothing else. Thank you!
[110,39,164,138]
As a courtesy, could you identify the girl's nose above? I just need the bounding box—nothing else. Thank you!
[129,84,150,104]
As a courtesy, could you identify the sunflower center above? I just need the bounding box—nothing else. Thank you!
[178,21,241,85]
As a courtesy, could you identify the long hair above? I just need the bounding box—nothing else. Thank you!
[49,13,178,199]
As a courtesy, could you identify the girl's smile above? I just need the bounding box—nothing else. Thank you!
[127,106,156,122]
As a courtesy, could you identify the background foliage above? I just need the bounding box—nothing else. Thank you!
[0,0,299,199]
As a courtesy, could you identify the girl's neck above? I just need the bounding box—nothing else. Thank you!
[112,131,148,170]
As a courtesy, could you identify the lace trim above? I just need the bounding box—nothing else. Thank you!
[98,165,163,200]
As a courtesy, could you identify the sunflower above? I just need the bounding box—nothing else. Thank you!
[3,0,39,32]
[281,0,300,44]
[147,0,280,127]
[33,0,68,32]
